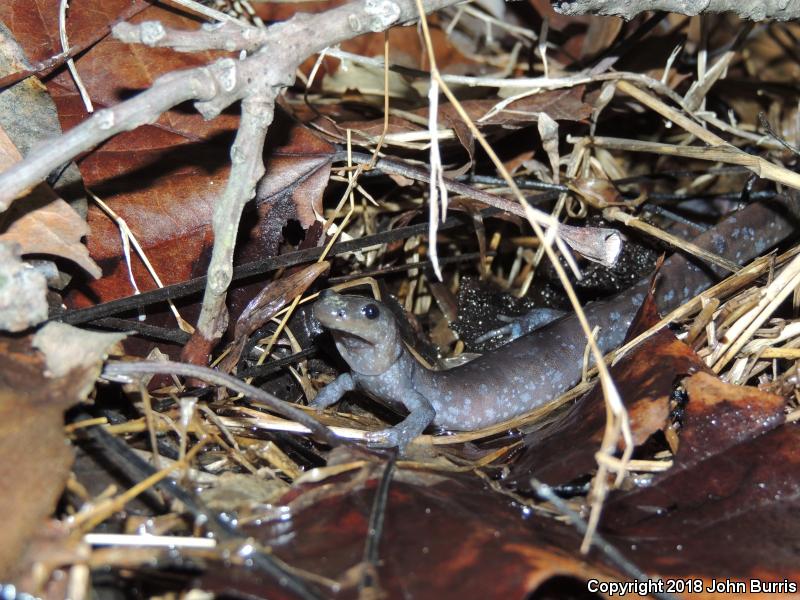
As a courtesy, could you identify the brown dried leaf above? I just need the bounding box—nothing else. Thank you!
[10,520,86,596]
[219,261,331,372]
[0,117,101,278]
[600,382,795,593]
[468,88,593,125]
[580,16,623,60]
[0,335,100,580]
[569,176,624,208]
[199,458,621,599]
[235,262,331,340]
[677,370,786,466]
[0,195,102,278]
[321,60,420,101]
[33,321,126,381]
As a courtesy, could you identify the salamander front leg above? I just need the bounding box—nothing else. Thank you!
[366,390,435,451]
[311,373,355,409]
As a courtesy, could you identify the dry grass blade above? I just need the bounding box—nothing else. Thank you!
[615,80,800,191]
[709,252,800,373]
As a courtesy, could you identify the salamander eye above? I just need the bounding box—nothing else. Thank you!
[361,303,379,319]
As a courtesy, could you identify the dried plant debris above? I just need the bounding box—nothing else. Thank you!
[4,0,800,598]
[0,240,48,332]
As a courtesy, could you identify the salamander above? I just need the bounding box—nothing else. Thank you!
[312,201,796,449]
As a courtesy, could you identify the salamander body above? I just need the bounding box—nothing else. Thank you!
[312,202,796,449]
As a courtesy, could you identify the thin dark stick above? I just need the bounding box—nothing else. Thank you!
[327,251,491,284]
[456,171,776,204]
[344,151,776,215]
[236,347,317,379]
[88,317,192,344]
[359,454,398,595]
[57,210,482,326]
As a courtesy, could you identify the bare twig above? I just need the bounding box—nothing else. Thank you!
[112,20,267,53]
[0,68,217,208]
[198,94,275,341]
[102,360,341,446]
[346,152,623,266]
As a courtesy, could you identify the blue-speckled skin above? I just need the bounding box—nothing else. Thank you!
[313,202,796,447]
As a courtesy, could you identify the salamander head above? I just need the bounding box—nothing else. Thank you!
[313,290,403,376]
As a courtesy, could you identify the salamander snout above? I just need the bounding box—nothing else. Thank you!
[314,292,403,367]
[314,292,393,338]
[313,290,346,324]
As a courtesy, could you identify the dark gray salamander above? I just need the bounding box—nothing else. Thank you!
[312,201,796,449]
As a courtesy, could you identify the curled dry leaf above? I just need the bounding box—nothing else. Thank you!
[322,59,421,101]
[0,115,101,279]
[0,191,103,279]
[568,176,624,208]
[33,321,126,384]
[219,261,331,373]
[537,112,560,183]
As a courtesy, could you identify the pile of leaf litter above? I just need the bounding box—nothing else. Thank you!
[1,0,800,598]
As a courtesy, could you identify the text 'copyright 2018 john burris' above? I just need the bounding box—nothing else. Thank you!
[587,577,797,596]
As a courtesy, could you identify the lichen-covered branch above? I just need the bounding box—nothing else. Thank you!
[554,0,800,21]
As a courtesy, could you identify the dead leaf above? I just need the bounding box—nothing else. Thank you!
[219,261,330,373]
[0,335,100,580]
[677,370,786,465]
[199,455,622,599]
[0,195,102,278]
[601,419,798,593]
[33,321,126,383]
[0,89,100,278]
[581,16,623,60]
[569,177,624,208]
[322,60,420,101]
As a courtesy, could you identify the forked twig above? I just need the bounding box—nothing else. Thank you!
[0,0,464,351]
